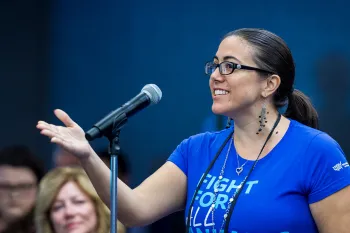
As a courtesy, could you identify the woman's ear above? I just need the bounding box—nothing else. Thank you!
[261,74,281,98]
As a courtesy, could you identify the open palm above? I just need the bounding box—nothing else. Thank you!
[37,109,93,159]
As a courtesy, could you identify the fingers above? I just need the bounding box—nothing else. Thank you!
[41,128,69,147]
[37,121,57,133]
[51,136,67,147]
[37,110,77,150]
[38,121,63,138]
[51,136,72,151]
[54,109,76,127]
[36,121,50,131]
[39,128,58,138]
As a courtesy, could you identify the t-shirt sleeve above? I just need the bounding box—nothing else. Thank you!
[303,132,350,204]
[167,138,190,176]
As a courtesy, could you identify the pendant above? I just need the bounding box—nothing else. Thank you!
[236,167,243,175]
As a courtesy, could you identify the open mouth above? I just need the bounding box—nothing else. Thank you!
[214,89,229,96]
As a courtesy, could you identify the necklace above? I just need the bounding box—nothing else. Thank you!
[211,114,281,232]
[210,138,241,231]
[236,152,248,176]
[184,113,281,233]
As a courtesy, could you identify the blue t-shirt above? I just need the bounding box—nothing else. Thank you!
[168,119,350,233]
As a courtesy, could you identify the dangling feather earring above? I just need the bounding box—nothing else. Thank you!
[256,102,269,134]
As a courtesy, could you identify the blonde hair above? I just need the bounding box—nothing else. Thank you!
[35,167,110,233]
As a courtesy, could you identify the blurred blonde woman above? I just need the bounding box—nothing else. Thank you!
[35,167,125,233]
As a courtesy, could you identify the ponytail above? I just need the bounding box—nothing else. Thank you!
[284,89,319,129]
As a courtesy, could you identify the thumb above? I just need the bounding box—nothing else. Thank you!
[54,109,77,127]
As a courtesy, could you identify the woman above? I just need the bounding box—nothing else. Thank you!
[37,28,350,232]
[35,167,124,233]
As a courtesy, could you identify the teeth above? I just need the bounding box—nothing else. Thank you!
[214,90,229,95]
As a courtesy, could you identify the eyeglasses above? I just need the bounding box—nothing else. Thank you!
[204,61,272,76]
[0,183,36,195]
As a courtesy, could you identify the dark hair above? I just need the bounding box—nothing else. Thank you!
[0,145,46,182]
[224,28,319,129]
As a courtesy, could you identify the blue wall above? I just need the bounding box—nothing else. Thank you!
[50,0,350,183]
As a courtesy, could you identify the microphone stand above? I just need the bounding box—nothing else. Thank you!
[105,113,128,233]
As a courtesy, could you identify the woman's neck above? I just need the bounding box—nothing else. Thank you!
[232,108,280,147]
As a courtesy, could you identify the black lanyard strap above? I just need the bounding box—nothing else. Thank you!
[185,113,281,233]
[224,113,281,232]
[185,129,234,233]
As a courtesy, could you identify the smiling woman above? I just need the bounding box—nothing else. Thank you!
[35,167,124,233]
[37,28,350,233]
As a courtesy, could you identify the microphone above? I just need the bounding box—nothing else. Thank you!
[85,84,162,141]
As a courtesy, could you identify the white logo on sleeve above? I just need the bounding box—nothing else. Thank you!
[333,161,349,171]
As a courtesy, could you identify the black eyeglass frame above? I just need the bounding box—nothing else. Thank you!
[205,61,272,75]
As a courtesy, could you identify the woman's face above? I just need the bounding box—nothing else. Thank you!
[209,36,265,117]
[50,181,98,233]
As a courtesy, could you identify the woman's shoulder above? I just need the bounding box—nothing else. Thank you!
[183,127,233,147]
[172,127,233,158]
[289,119,343,154]
[168,127,234,175]
[289,120,350,204]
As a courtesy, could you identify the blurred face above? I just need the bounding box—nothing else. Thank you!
[0,165,37,222]
[50,181,97,233]
[209,36,265,116]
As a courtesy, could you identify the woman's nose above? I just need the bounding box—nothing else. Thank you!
[64,205,77,218]
[210,67,225,82]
